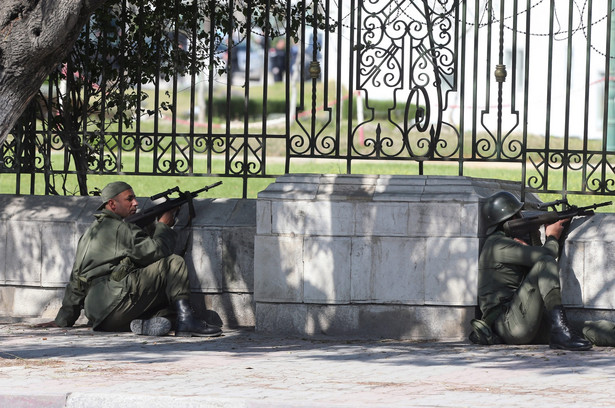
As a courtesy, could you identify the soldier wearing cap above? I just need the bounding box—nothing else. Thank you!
[50,181,222,337]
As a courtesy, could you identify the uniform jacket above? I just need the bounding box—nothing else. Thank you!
[477,230,560,323]
[54,209,177,328]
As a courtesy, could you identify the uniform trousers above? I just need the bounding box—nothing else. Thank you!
[492,254,615,346]
[493,255,560,344]
[97,254,191,331]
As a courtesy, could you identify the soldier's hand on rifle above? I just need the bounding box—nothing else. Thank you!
[158,207,179,227]
[545,218,571,240]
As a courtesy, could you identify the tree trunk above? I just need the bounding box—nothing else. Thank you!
[0,0,108,146]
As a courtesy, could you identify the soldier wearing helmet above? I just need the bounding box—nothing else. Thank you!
[474,191,593,350]
[482,191,524,235]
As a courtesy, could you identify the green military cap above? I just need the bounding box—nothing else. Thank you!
[97,181,133,210]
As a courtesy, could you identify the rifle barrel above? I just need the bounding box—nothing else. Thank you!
[590,201,612,209]
[191,181,223,196]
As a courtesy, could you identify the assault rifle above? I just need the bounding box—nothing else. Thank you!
[125,181,222,228]
[503,199,612,239]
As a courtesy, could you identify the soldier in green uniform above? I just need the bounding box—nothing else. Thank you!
[476,191,593,350]
[48,181,222,337]
[475,191,615,349]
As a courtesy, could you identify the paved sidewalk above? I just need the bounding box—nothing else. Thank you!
[1,322,615,408]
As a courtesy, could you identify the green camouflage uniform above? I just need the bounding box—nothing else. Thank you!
[54,209,191,330]
[478,230,615,346]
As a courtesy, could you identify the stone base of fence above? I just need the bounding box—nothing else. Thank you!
[2,175,615,340]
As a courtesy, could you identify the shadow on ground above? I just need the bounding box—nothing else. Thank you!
[1,323,614,377]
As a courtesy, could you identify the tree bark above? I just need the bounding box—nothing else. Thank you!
[0,0,108,145]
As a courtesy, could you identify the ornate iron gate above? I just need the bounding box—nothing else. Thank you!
[2,0,615,199]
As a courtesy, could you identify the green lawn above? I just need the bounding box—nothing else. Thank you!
[2,158,613,212]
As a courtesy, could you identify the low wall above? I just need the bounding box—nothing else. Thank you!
[0,194,256,328]
[2,175,615,340]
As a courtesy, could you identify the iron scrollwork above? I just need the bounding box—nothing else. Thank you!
[351,0,461,162]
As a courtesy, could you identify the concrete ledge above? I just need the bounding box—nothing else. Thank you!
[256,303,474,340]
[560,213,615,309]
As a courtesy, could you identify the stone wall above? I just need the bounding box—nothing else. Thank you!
[2,175,615,340]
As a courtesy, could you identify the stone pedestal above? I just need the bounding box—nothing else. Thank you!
[254,174,529,340]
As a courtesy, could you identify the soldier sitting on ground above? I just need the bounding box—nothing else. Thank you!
[40,181,221,337]
[472,191,615,349]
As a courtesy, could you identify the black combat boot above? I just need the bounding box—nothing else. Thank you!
[549,306,592,351]
[175,299,222,337]
[130,316,172,336]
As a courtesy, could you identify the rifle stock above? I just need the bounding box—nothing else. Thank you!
[124,181,222,228]
[502,200,612,238]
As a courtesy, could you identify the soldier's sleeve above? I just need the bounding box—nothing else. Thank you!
[491,234,559,267]
[125,222,177,266]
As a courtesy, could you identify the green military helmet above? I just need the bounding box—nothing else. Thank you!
[482,191,523,234]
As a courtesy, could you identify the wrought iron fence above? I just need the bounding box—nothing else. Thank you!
[2,0,615,200]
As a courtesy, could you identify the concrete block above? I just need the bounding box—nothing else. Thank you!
[257,178,319,199]
[424,237,479,305]
[583,240,615,309]
[350,237,425,304]
[373,183,425,201]
[257,303,473,340]
[227,199,256,226]
[560,241,585,307]
[0,287,65,317]
[5,220,41,285]
[0,194,93,221]
[356,305,473,340]
[255,302,308,334]
[0,220,5,284]
[254,235,303,302]
[189,198,233,226]
[567,213,614,241]
[407,202,461,237]
[303,237,352,303]
[304,304,359,335]
[376,175,427,186]
[425,175,475,185]
[184,227,223,292]
[355,202,408,236]
[256,200,271,235]
[460,202,480,237]
[272,201,355,236]
[319,174,380,185]
[221,227,255,292]
[191,292,255,328]
[41,222,79,286]
[316,176,377,201]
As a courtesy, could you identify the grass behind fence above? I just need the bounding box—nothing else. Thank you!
[2,159,613,212]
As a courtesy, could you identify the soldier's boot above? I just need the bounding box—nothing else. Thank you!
[174,299,222,337]
[130,316,172,336]
[549,306,592,351]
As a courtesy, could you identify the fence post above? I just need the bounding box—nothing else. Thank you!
[608,0,615,150]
